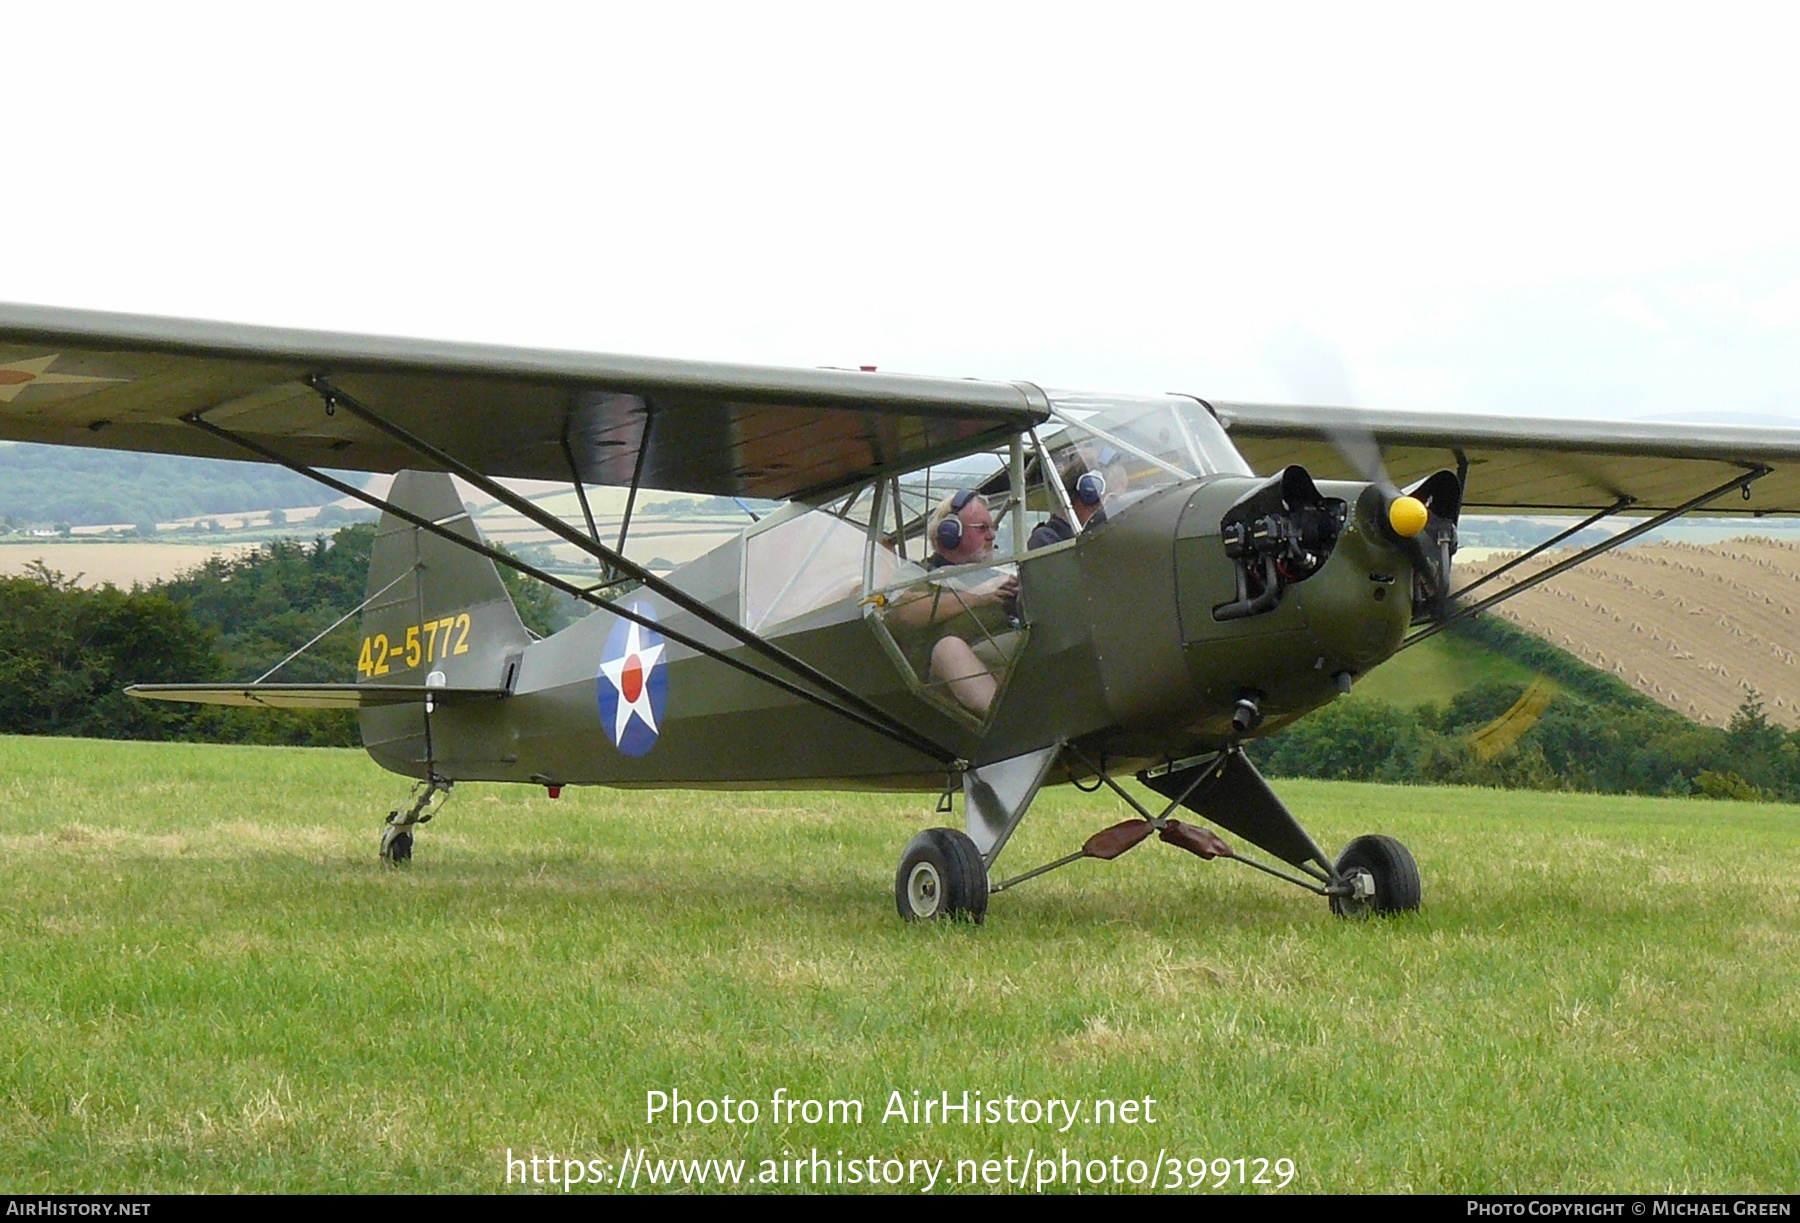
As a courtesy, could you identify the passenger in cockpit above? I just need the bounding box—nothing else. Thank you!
[1030,446,1123,549]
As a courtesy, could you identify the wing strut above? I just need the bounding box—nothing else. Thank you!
[299,376,950,763]
[1399,465,1768,652]
[558,428,603,550]
[613,397,653,565]
[181,410,960,768]
[1448,495,1635,603]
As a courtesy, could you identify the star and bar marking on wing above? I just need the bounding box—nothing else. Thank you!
[0,355,126,404]
[596,602,669,757]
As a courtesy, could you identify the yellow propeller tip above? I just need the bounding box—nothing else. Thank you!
[1388,495,1430,538]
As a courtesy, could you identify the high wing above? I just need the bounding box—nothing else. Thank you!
[0,304,1048,501]
[12,299,1797,516]
[1213,401,1800,514]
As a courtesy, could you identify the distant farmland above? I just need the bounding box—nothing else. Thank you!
[1462,536,1800,728]
[0,541,260,588]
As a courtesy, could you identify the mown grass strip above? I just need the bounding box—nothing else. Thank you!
[0,736,1795,1193]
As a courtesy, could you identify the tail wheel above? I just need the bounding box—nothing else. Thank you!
[380,824,414,865]
[895,828,988,923]
[1330,834,1420,918]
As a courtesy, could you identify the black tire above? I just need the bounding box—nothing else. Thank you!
[895,828,988,923]
[381,826,413,865]
[1330,834,1420,918]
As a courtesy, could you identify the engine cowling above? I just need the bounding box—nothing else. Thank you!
[1213,465,1348,621]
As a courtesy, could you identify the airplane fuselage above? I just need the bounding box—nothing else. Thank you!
[362,472,1417,792]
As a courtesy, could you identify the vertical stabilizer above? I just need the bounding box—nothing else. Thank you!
[358,471,533,769]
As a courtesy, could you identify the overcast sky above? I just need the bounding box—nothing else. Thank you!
[10,3,1800,422]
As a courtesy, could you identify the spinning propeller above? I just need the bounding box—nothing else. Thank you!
[1267,329,1463,621]
[1326,419,1463,623]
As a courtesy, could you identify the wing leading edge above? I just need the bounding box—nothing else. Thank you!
[1214,401,1800,515]
[0,303,1049,503]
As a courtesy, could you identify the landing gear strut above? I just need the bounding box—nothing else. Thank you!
[381,775,452,865]
[894,745,1422,922]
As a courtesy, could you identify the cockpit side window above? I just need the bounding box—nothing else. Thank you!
[741,486,874,633]
[885,447,1023,564]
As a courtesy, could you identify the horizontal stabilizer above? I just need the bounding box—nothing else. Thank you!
[126,683,506,710]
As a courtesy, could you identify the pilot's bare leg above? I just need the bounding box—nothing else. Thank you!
[930,636,997,715]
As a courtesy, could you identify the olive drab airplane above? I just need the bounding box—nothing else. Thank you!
[6,303,1800,923]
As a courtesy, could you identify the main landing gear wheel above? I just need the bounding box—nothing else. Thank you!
[1330,834,1420,918]
[895,828,989,923]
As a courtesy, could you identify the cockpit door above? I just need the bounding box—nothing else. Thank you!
[861,438,1040,729]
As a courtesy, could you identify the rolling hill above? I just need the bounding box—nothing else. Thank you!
[1461,537,1800,727]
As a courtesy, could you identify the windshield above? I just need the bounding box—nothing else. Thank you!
[1040,391,1251,512]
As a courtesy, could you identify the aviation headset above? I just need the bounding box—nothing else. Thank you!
[1080,446,1123,505]
[935,488,982,553]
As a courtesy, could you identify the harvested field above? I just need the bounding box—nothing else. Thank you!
[1460,536,1800,727]
[0,541,259,588]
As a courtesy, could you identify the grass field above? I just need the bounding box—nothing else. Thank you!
[1,736,1796,1194]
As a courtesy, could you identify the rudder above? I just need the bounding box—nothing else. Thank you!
[358,471,533,770]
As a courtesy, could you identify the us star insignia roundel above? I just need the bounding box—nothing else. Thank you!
[596,602,668,757]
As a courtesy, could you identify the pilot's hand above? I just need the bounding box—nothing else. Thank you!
[976,574,1020,605]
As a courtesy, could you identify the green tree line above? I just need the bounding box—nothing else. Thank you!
[5,533,1798,803]
[0,525,562,747]
[1247,618,1800,801]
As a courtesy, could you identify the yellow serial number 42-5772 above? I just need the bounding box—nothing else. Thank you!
[357,613,472,677]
